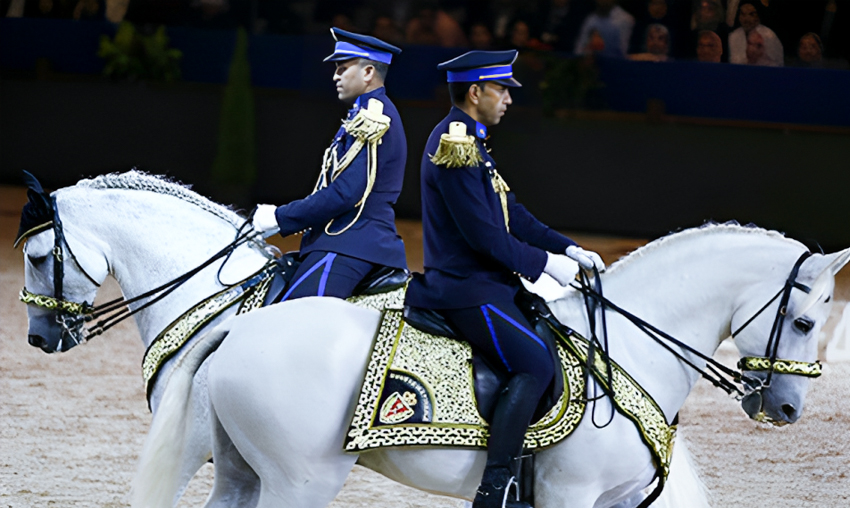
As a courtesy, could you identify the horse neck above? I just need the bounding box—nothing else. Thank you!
[59,187,268,348]
[550,229,804,419]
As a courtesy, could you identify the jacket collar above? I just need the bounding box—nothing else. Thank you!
[353,86,387,111]
[449,106,488,139]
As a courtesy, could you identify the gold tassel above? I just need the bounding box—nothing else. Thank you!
[429,121,483,168]
[490,169,511,232]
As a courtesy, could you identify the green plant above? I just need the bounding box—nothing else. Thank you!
[539,54,604,114]
[211,27,257,190]
[98,22,181,82]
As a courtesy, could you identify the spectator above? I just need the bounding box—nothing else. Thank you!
[744,26,782,66]
[691,0,724,31]
[628,23,671,61]
[629,0,688,56]
[575,0,635,57]
[509,18,531,48]
[729,1,782,65]
[538,0,593,52]
[789,32,825,67]
[373,14,404,46]
[406,5,439,45]
[468,21,494,49]
[406,2,467,47]
[696,29,723,62]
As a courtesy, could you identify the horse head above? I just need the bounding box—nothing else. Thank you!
[732,248,850,425]
[17,172,110,353]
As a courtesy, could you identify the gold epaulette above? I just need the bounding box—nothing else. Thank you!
[344,98,391,143]
[429,121,483,168]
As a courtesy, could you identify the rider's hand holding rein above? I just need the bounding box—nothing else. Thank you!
[252,204,280,238]
[565,245,605,273]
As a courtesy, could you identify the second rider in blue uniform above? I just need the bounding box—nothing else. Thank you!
[253,29,408,300]
[405,50,605,508]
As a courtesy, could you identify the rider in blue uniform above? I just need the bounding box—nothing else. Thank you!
[252,28,408,300]
[404,50,605,508]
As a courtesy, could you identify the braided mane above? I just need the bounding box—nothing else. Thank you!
[74,170,245,229]
[607,222,803,274]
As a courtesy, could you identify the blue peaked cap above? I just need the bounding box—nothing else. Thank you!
[324,27,401,65]
[437,50,522,87]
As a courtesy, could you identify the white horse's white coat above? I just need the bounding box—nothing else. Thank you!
[147,224,846,508]
[20,172,272,505]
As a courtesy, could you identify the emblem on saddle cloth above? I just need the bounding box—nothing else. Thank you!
[345,287,676,481]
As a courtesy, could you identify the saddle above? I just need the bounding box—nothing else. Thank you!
[402,289,564,423]
[261,252,409,307]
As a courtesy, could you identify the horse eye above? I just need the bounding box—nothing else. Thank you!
[27,254,48,266]
[825,296,831,303]
[794,317,814,334]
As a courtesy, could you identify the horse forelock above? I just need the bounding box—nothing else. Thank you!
[72,170,246,229]
[606,222,805,274]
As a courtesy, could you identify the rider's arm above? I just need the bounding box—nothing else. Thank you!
[436,166,548,281]
[507,192,577,253]
[273,147,369,236]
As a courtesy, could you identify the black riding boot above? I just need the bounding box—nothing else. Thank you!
[473,373,539,508]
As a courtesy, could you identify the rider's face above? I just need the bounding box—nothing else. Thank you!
[333,59,369,104]
[472,83,512,127]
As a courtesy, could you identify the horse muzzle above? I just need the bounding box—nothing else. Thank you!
[28,333,55,353]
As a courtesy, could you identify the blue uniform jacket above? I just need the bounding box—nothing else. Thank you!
[273,87,408,269]
[405,107,576,309]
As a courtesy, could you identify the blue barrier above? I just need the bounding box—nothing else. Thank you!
[596,57,850,127]
[2,18,847,126]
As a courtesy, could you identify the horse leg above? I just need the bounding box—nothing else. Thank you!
[203,399,261,508]
[534,408,656,508]
[207,300,377,507]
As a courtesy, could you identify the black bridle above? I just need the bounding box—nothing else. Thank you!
[19,196,267,346]
[572,251,822,411]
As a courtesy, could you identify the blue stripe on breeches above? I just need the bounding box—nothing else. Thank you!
[281,251,375,301]
[443,301,555,401]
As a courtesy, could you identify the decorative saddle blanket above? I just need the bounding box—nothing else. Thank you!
[344,286,676,482]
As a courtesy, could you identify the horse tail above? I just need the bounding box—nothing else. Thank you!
[130,321,232,508]
[653,431,711,508]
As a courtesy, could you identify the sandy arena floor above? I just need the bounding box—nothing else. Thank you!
[1,184,848,507]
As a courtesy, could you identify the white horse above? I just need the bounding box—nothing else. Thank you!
[140,223,850,508]
[18,171,274,504]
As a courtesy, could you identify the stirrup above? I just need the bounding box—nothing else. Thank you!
[473,471,531,508]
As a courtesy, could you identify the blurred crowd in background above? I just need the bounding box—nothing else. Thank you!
[4,0,849,68]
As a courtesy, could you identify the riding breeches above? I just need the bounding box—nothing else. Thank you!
[442,300,555,402]
[281,251,376,301]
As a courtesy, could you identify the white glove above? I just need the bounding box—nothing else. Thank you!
[565,245,605,272]
[252,204,280,237]
[543,252,577,287]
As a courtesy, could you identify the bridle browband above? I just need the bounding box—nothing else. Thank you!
[572,251,822,408]
[19,196,268,347]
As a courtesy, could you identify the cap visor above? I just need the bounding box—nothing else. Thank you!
[323,52,360,63]
[491,77,522,88]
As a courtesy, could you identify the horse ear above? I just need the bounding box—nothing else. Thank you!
[794,248,850,318]
[826,247,850,276]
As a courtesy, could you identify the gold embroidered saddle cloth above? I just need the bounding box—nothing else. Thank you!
[345,287,676,480]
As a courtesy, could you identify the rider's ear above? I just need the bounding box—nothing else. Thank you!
[795,248,850,318]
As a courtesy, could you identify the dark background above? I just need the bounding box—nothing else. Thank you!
[2,13,849,249]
